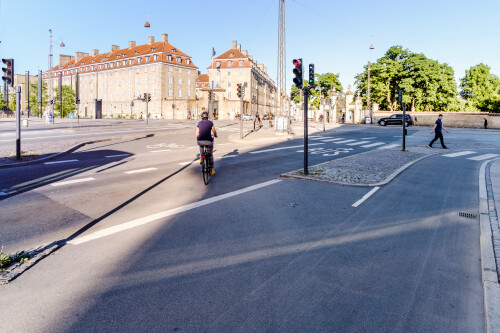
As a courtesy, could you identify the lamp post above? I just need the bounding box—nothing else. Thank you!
[368,38,374,123]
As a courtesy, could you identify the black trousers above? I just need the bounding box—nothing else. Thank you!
[429,131,446,148]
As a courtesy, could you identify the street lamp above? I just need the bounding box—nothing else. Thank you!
[368,37,374,123]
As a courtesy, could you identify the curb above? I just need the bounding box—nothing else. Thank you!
[479,158,500,333]
[281,150,435,187]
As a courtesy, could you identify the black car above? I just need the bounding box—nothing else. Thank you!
[378,114,414,126]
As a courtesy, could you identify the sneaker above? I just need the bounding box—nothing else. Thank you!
[443,146,448,149]
[210,169,215,176]
[427,144,432,148]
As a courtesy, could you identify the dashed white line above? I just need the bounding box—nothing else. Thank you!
[468,154,499,161]
[219,155,238,159]
[361,142,385,148]
[442,151,476,158]
[178,161,194,166]
[352,187,380,207]
[150,149,171,153]
[332,139,356,144]
[361,137,377,140]
[105,154,131,158]
[124,167,157,174]
[51,177,95,187]
[44,159,79,165]
[68,179,283,245]
[320,138,344,142]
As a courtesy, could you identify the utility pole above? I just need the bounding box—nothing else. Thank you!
[277,0,287,132]
[16,86,21,160]
[303,87,309,175]
[368,37,374,123]
[26,71,30,118]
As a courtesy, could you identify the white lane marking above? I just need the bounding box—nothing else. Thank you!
[310,137,328,141]
[68,179,283,245]
[105,154,131,158]
[44,159,79,165]
[443,151,476,158]
[250,143,324,154]
[51,177,95,187]
[352,187,380,207]
[0,191,7,196]
[124,167,157,174]
[178,161,194,166]
[361,137,376,140]
[378,144,399,150]
[187,146,198,149]
[467,154,499,161]
[320,138,344,142]
[219,143,231,146]
[220,155,238,159]
[346,141,370,146]
[332,139,356,144]
[150,149,171,153]
[361,142,385,148]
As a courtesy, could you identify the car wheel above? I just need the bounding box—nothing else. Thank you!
[380,120,386,126]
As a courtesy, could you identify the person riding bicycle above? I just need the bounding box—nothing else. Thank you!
[196,111,217,175]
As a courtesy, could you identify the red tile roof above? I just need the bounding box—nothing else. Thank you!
[206,49,252,70]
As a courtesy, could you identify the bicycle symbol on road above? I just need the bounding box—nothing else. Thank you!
[146,143,185,149]
[296,147,353,156]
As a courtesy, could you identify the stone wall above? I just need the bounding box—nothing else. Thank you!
[374,111,500,128]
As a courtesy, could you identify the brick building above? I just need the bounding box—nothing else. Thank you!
[43,34,198,119]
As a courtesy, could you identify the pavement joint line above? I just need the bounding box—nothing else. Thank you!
[44,159,79,165]
[124,167,157,174]
[68,179,282,245]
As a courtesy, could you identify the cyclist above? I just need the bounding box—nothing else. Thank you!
[196,111,217,175]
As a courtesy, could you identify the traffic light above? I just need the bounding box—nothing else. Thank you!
[241,85,245,97]
[2,58,14,87]
[237,83,242,98]
[147,93,151,102]
[395,90,402,104]
[208,91,212,101]
[308,64,314,86]
[143,93,147,100]
[292,58,303,88]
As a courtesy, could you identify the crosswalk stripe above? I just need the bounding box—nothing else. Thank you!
[310,137,329,141]
[51,177,95,187]
[332,139,356,144]
[250,143,324,154]
[361,142,385,148]
[467,154,499,161]
[346,141,370,146]
[443,151,476,158]
[378,144,399,150]
[125,167,157,174]
[361,137,377,140]
[320,138,344,142]
[44,159,79,165]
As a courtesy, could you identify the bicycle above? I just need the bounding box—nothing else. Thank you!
[198,141,214,185]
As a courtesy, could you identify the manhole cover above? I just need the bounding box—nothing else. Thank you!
[458,212,478,219]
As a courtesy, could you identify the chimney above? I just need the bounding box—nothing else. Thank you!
[248,55,253,61]
[75,52,89,63]
[111,45,120,52]
[263,66,267,74]
[161,33,168,43]
[232,40,237,49]
[236,43,241,51]
[92,49,99,56]
[242,50,248,56]
[59,54,74,67]
[128,41,136,49]
[148,36,155,45]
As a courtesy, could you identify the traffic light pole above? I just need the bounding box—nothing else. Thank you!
[402,102,406,151]
[16,86,21,160]
[303,87,309,175]
[240,95,243,139]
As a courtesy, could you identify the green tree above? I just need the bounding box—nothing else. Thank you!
[28,81,48,117]
[0,93,6,110]
[459,63,500,112]
[291,72,342,109]
[355,45,459,111]
[9,93,16,111]
[53,85,75,117]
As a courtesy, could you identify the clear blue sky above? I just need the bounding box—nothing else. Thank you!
[1,0,499,93]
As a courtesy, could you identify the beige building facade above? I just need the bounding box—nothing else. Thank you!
[43,34,198,119]
[194,40,277,120]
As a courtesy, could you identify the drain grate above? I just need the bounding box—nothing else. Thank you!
[458,212,478,219]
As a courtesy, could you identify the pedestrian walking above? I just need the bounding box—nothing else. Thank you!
[428,114,449,149]
[484,118,488,129]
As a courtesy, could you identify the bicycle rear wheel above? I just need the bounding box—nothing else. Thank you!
[202,158,209,185]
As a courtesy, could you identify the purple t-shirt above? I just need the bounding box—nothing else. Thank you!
[197,120,214,141]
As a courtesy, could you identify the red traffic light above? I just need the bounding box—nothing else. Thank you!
[292,59,302,67]
[2,59,12,67]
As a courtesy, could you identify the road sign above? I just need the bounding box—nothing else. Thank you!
[69,113,73,119]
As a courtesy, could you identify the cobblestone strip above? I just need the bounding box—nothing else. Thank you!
[486,161,500,282]
[0,241,64,284]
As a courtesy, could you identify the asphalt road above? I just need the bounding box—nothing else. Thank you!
[0,123,497,332]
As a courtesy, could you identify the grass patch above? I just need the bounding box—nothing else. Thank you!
[0,247,30,271]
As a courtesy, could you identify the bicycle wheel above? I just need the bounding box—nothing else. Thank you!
[202,158,209,185]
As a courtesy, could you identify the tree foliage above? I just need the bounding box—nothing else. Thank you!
[290,72,342,109]
[53,85,75,117]
[28,81,48,116]
[355,46,459,111]
[459,63,500,112]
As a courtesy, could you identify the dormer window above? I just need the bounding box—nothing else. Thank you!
[216,61,221,68]
[239,60,244,66]
[153,55,158,61]
[135,51,139,55]
[146,56,150,62]
[151,48,156,52]
[167,55,172,61]
[229,53,234,57]
[228,60,233,67]
[171,48,177,52]
[186,59,190,65]
[176,57,182,63]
